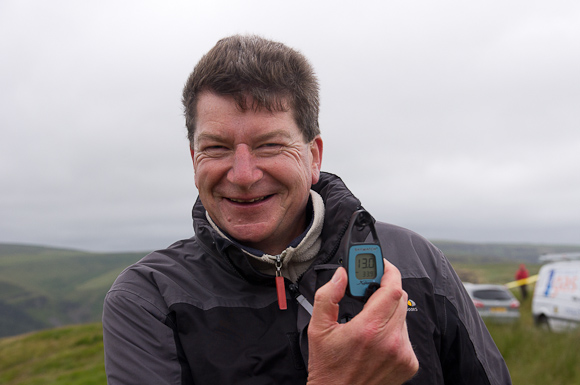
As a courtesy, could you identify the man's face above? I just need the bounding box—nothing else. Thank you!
[191,92,323,255]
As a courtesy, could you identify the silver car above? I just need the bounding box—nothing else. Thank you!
[463,283,520,322]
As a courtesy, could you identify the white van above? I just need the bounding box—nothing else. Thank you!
[532,260,580,332]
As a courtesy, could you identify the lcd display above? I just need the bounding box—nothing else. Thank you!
[355,253,377,280]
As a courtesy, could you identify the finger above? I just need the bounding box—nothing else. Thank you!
[389,288,410,326]
[393,289,416,334]
[380,258,402,290]
[361,259,404,322]
[310,267,347,328]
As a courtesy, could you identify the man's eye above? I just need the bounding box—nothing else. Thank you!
[261,143,284,149]
[256,143,283,155]
[202,146,229,156]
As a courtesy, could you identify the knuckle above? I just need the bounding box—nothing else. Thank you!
[401,352,420,379]
[384,333,405,357]
[389,287,404,302]
[313,289,326,304]
[307,326,321,339]
[384,338,418,379]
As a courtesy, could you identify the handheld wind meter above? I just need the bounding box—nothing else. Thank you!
[345,210,384,301]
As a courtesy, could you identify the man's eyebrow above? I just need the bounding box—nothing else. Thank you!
[255,130,294,141]
[195,133,225,143]
[196,130,295,144]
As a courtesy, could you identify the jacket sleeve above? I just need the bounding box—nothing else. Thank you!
[437,256,512,385]
[102,288,187,385]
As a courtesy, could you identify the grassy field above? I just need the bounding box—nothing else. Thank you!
[488,298,580,385]
[0,323,105,385]
[451,261,542,285]
[1,298,580,384]
[450,260,580,384]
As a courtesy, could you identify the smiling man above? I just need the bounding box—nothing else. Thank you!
[103,35,511,385]
[191,91,322,256]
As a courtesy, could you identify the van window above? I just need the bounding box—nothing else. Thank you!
[473,289,512,300]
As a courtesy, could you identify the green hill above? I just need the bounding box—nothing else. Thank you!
[0,323,105,385]
[0,243,145,338]
[432,240,580,264]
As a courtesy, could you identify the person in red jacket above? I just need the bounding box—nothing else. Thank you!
[515,264,530,300]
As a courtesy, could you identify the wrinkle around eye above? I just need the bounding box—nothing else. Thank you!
[257,139,307,156]
[254,143,284,157]
[199,146,232,158]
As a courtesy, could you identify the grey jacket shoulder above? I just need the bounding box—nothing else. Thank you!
[106,237,235,312]
[374,221,511,385]
[373,221,446,280]
[103,238,208,385]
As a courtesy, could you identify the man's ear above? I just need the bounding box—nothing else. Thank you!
[310,136,323,184]
[190,146,200,189]
[190,146,197,175]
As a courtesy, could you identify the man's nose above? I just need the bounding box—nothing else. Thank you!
[227,145,263,187]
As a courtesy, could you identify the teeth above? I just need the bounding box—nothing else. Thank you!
[230,196,266,203]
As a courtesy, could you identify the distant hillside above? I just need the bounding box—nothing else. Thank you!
[0,243,145,338]
[431,240,580,264]
[1,240,580,338]
[0,243,81,257]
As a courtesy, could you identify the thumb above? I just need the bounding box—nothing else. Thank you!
[310,267,347,328]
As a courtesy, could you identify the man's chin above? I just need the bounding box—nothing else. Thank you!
[231,233,267,246]
[226,227,283,254]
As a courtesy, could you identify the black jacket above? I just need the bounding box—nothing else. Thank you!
[103,172,511,384]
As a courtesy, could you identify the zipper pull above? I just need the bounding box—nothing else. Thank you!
[275,253,287,310]
[289,284,313,315]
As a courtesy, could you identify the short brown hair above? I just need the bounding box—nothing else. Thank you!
[182,35,320,143]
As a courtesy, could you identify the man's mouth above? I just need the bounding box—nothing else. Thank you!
[228,195,271,204]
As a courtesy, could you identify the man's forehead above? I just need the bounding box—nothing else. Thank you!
[198,90,292,112]
[193,92,302,139]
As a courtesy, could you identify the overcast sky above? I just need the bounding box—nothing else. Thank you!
[1,0,579,252]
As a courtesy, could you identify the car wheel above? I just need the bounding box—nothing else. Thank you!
[536,315,551,331]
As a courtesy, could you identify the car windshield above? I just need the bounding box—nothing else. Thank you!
[472,289,512,300]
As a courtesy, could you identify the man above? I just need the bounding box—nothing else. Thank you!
[103,35,511,384]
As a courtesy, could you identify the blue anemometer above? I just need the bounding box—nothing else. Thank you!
[345,210,384,301]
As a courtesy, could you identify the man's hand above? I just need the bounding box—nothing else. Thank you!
[307,259,419,385]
